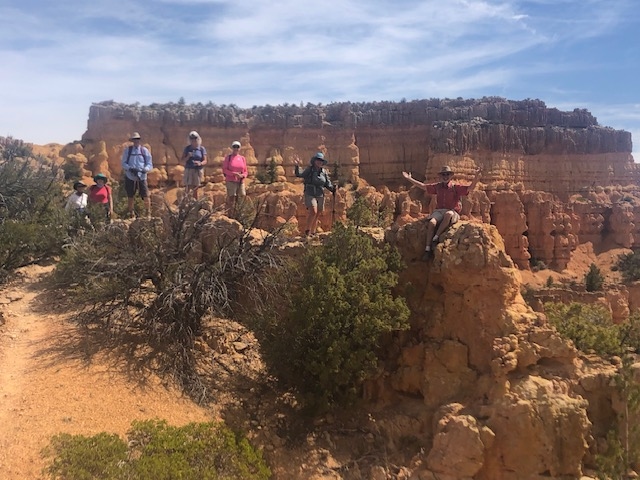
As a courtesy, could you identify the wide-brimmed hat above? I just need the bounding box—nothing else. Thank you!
[189,131,200,139]
[73,181,86,190]
[130,132,141,140]
[310,152,327,165]
[439,165,454,175]
[93,173,108,183]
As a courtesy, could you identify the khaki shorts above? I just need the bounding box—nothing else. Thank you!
[428,208,460,223]
[226,181,246,197]
[183,168,204,187]
[304,195,325,212]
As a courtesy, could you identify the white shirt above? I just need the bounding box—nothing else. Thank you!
[65,192,88,211]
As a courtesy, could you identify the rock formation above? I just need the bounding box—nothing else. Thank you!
[369,220,623,479]
[67,97,640,269]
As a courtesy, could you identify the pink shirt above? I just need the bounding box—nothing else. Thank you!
[223,154,248,183]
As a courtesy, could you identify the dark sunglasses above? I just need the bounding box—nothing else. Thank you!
[232,146,240,149]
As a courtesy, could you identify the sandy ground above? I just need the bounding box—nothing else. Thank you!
[0,264,213,480]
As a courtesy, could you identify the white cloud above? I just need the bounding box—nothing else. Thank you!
[0,0,637,156]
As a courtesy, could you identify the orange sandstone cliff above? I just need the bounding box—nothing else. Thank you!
[60,97,640,271]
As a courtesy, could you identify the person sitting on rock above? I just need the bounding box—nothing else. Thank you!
[402,165,481,260]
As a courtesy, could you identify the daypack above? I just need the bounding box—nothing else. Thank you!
[125,146,150,166]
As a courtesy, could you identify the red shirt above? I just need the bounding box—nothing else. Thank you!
[425,181,470,213]
[88,184,111,204]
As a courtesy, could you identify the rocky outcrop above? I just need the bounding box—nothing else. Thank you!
[54,97,640,265]
[372,220,622,479]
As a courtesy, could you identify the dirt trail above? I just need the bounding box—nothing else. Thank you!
[0,265,212,480]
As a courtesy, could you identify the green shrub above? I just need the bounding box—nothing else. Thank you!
[0,145,68,280]
[346,195,394,228]
[42,420,270,480]
[616,250,640,282]
[585,263,604,292]
[595,355,640,479]
[254,222,410,411]
[544,302,623,355]
[61,161,83,181]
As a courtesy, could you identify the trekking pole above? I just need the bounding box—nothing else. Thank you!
[331,187,336,227]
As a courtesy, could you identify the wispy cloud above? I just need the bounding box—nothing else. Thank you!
[0,0,638,161]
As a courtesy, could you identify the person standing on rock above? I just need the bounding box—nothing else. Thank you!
[222,140,247,217]
[402,165,481,260]
[88,173,113,224]
[121,132,153,218]
[294,152,336,237]
[181,131,207,200]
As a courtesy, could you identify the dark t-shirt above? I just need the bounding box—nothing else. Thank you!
[183,146,207,169]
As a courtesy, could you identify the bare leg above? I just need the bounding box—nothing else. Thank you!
[434,210,455,238]
[127,197,135,217]
[425,218,438,250]
[305,206,318,234]
[144,196,151,219]
[310,209,320,234]
[226,195,235,217]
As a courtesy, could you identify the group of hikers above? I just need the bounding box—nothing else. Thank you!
[64,131,482,255]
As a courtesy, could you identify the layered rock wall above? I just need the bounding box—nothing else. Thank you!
[81,98,636,193]
[70,98,640,268]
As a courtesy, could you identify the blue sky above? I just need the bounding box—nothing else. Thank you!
[1,0,639,159]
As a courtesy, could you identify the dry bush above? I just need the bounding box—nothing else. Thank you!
[54,200,285,402]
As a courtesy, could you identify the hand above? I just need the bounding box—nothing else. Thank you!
[402,171,412,180]
[475,167,482,178]
[130,168,139,174]
[293,155,300,166]
[330,186,337,193]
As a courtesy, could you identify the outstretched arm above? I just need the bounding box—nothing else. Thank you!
[402,171,427,190]
[467,167,482,191]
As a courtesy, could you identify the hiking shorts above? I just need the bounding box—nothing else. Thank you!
[304,194,325,212]
[225,181,246,197]
[428,208,460,224]
[183,168,204,187]
[125,177,149,199]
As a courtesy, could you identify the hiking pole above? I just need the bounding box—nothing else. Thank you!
[331,187,336,227]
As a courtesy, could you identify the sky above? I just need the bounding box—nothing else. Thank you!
[1,0,639,159]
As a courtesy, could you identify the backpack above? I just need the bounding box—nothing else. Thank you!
[125,146,150,166]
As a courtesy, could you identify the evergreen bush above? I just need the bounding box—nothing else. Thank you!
[254,222,410,411]
[585,263,604,292]
[0,140,68,281]
[616,250,640,283]
[545,302,623,355]
[42,420,270,480]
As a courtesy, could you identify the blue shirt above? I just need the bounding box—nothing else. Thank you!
[183,145,207,169]
[121,145,153,181]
